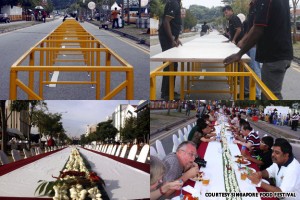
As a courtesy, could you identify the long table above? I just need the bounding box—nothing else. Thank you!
[172,135,277,200]
[150,31,277,100]
[0,147,149,200]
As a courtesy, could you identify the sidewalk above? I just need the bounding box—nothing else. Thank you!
[150,109,196,135]
[88,20,149,46]
[150,110,300,144]
[150,31,199,46]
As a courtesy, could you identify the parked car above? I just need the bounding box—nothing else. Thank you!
[0,13,10,23]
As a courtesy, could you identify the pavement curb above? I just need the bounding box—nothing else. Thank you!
[109,28,150,46]
[151,115,196,136]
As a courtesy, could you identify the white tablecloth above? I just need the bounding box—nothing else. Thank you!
[79,148,149,200]
[0,147,71,197]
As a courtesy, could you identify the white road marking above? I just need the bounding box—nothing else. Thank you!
[49,71,59,87]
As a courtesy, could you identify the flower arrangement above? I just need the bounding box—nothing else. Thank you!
[35,148,109,200]
[220,124,242,200]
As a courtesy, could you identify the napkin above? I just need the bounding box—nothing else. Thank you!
[183,185,201,198]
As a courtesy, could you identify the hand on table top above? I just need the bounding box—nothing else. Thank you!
[247,171,263,185]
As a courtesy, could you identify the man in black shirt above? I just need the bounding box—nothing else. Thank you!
[223,5,244,45]
[200,22,209,36]
[224,0,293,99]
[159,0,182,100]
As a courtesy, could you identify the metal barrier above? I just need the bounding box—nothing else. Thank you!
[150,61,278,100]
[10,19,134,99]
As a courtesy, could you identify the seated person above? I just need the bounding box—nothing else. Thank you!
[248,138,300,199]
[161,141,200,198]
[150,156,183,200]
[230,118,246,134]
[188,118,205,141]
[190,122,216,148]
[233,121,260,157]
[243,135,273,171]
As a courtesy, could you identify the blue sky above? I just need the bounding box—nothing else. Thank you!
[34,100,141,137]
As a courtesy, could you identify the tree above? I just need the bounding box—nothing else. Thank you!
[292,0,300,43]
[183,9,197,30]
[94,120,118,142]
[136,106,150,143]
[10,100,47,148]
[150,0,164,19]
[0,0,19,9]
[0,101,8,154]
[120,116,137,142]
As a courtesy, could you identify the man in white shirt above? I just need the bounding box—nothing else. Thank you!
[248,138,300,200]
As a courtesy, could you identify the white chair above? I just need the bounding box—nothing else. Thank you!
[115,145,122,157]
[111,145,117,155]
[30,148,36,156]
[177,129,184,143]
[106,145,113,154]
[127,145,138,160]
[155,140,166,160]
[50,146,54,151]
[11,149,22,162]
[53,146,57,151]
[183,127,188,137]
[184,131,189,141]
[150,146,157,156]
[36,147,43,155]
[103,145,108,153]
[23,149,31,159]
[178,131,185,143]
[172,134,180,152]
[98,145,102,151]
[137,144,150,163]
[187,125,192,133]
[0,150,9,165]
[119,145,128,158]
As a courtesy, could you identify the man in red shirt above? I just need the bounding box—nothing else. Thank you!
[111,7,119,28]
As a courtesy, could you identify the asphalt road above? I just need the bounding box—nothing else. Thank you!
[0,18,149,99]
[150,32,300,100]
[150,115,300,162]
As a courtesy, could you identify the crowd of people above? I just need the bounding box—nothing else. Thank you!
[150,105,300,199]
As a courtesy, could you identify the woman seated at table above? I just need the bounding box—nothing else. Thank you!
[150,156,183,200]
[242,135,274,171]
[230,118,246,135]
[208,109,217,124]
[190,121,216,148]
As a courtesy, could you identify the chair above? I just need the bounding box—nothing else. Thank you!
[137,144,150,163]
[111,145,117,155]
[150,146,157,156]
[177,129,184,143]
[106,145,113,154]
[103,145,108,153]
[30,148,36,156]
[155,140,166,160]
[183,127,188,136]
[184,131,189,141]
[187,125,192,133]
[11,149,22,162]
[172,134,180,152]
[119,145,128,158]
[23,149,31,159]
[0,150,9,165]
[36,147,43,155]
[98,145,102,151]
[53,146,57,151]
[115,145,122,157]
[127,145,138,160]
[178,131,185,143]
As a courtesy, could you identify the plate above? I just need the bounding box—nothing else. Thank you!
[235,159,251,166]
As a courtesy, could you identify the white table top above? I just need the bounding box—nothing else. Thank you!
[79,148,149,200]
[151,32,250,63]
[0,147,149,200]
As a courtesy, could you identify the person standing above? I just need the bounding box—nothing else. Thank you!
[200,22,209,36]
[222,5,244,45]
[159,0,182,100]
[224,0,293,99]
[111,7,119,29]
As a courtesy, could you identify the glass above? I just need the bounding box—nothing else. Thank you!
[202,173,210,186]
[240,170,247,180]
[180,149,198,159]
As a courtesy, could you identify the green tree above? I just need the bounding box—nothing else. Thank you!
[150,0,164,18]
[183,9,197,30]
[136,106,150,143]
[120,116,137,142]
[94,120,118,142]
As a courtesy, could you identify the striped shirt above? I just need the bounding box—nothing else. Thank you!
[246,130,260,154]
